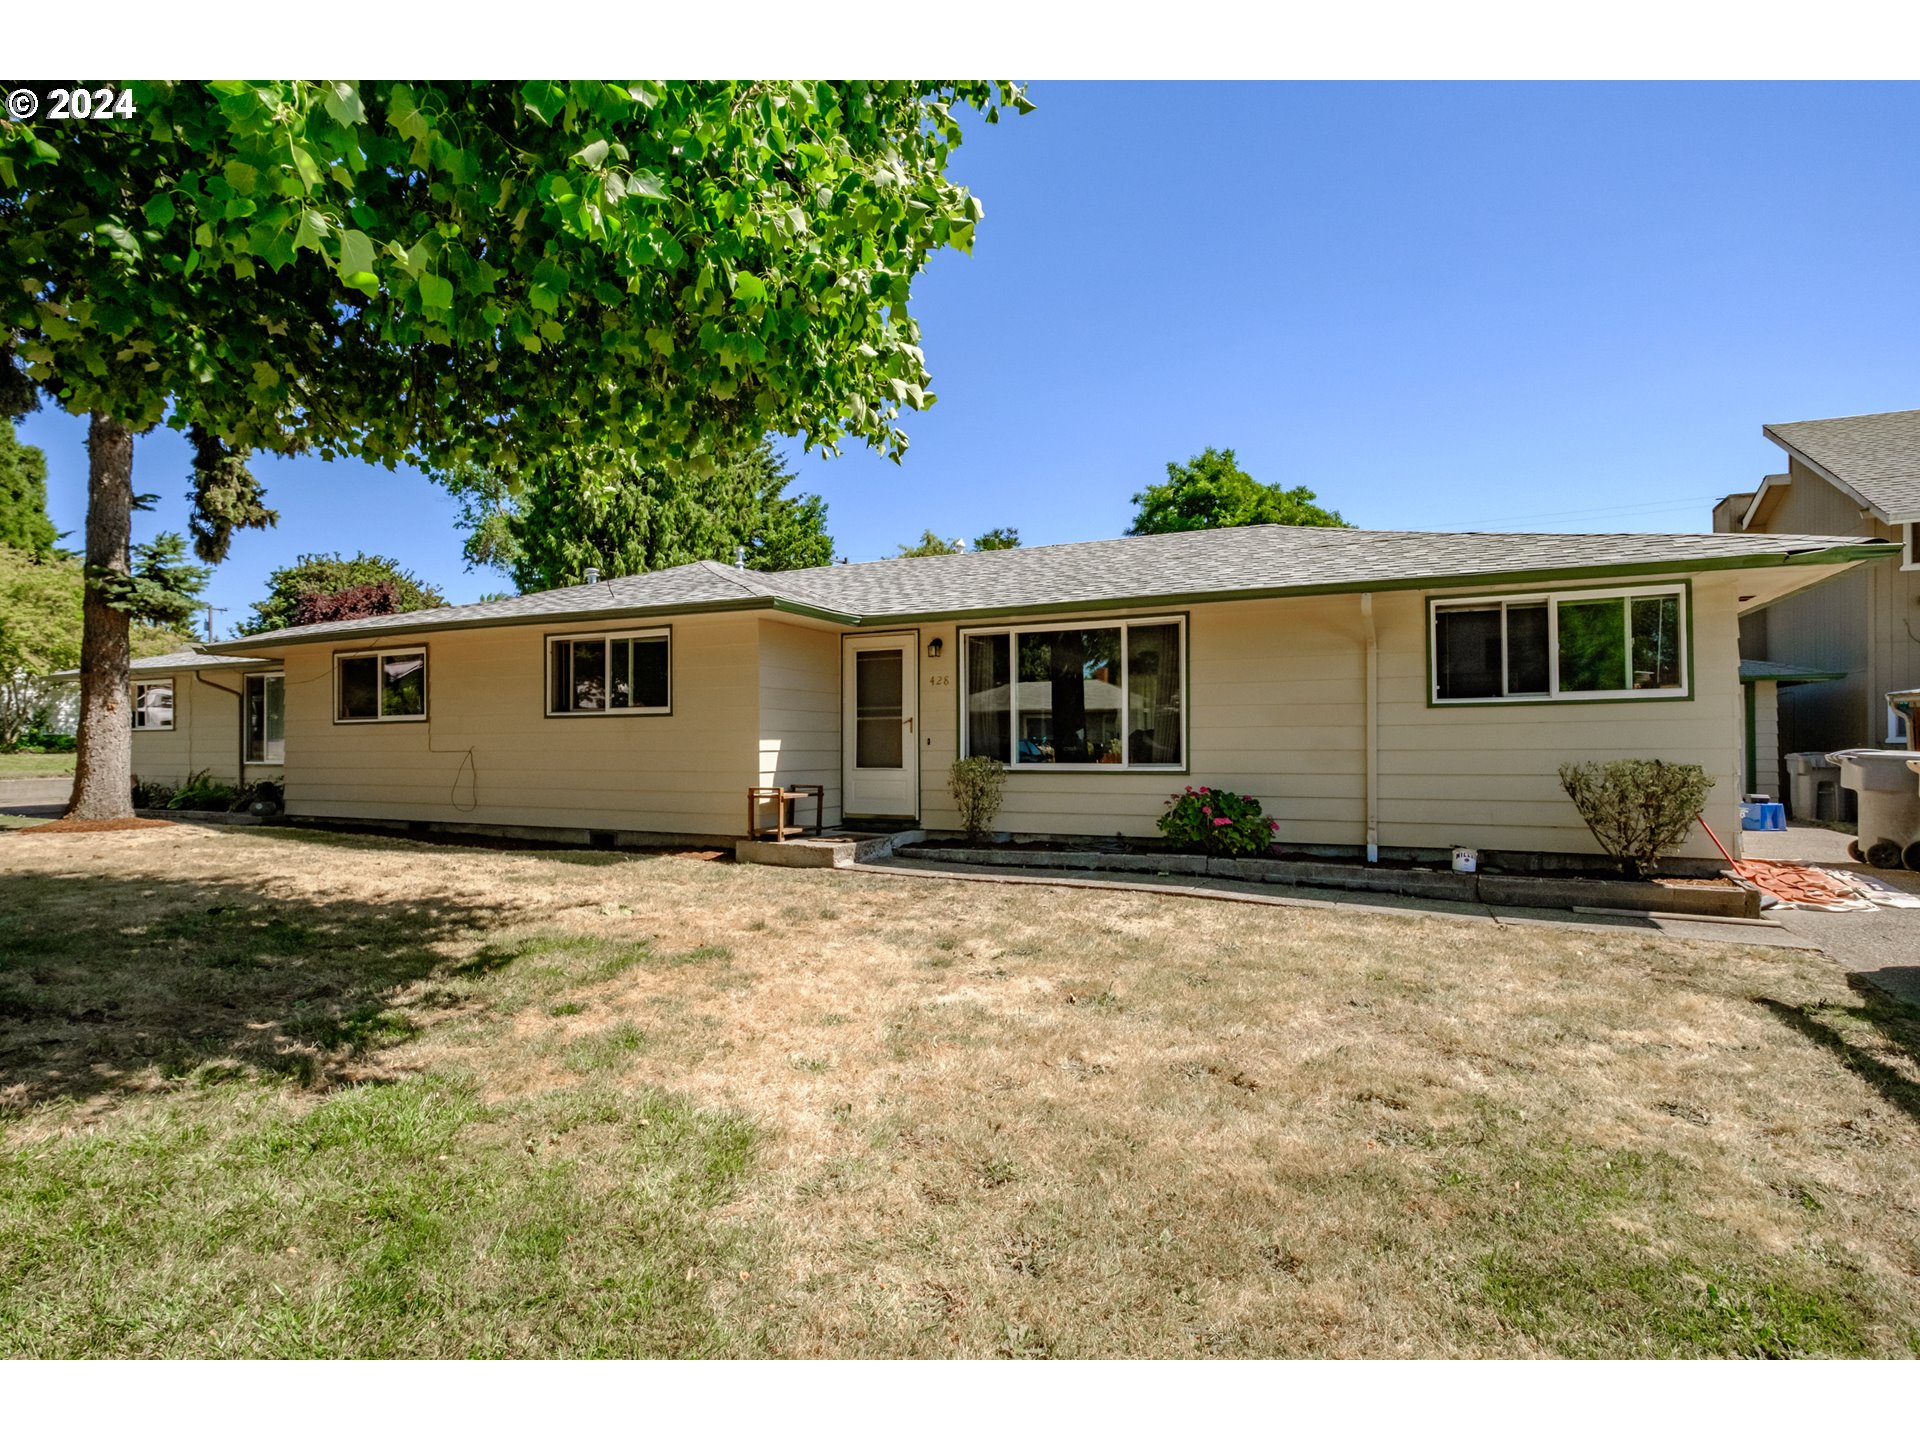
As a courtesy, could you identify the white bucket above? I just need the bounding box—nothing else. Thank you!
[1451,847,1479,875]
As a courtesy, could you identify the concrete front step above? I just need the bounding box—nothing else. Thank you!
[736,829,925,869]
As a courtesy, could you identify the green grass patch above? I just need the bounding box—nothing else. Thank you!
[0,1076,760,1357]
[1448,1139,1882,1357]
[0,753,74,778]
[1476,1253,1872,1358]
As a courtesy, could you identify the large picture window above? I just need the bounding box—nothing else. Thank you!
[246,672,285,763]
[1431,586,1687,703]
[335,647,428,722]
[131,679,174,730]
[961,616,1184,768]
[547,629,670,715]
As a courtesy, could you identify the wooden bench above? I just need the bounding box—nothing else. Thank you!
[746,784,826,842]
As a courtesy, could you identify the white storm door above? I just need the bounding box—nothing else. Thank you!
[842,635,919,819]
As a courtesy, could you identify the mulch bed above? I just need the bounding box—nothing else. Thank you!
[11,817,176,834]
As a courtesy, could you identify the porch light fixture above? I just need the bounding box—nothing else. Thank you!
[926,637,943,659]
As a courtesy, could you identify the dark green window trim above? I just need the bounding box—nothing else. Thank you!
[954,610,1192,775]
[1424,579,1697,709]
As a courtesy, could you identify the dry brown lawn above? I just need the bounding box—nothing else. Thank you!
[1,822,1917,1357]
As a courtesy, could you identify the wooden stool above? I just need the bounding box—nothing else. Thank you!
[747,784,825,841]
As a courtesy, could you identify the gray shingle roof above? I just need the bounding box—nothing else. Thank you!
[49,650,268,680]
[1764,410,1920,521]
[203,525,1895,652]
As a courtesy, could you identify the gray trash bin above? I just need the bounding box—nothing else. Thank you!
[1828,748,1920,869]
[1784,751,1841,821]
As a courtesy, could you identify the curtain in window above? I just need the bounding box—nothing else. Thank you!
[966,633,1011,762]
[1126,623,1181,764]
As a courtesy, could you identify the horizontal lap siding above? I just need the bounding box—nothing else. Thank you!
[917,599,1367,842]
[281,613,760,836]
[188,672,246,781]
[913,579,1745,858]
[1752,680,1782,798]
[756,619,843,827]
[132,669,257,785]
[129,671,196,785]
[1371,576,1743,858]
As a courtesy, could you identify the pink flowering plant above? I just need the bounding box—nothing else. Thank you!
[1156,785,1278,858]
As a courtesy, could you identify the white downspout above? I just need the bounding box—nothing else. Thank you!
[1361,592,1379,863]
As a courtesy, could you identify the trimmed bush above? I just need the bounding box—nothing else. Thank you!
[1158,785,1277,858]
[1558,758,1715,878]
[947,756,1006,841]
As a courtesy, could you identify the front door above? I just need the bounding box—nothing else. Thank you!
[843,634,919,819]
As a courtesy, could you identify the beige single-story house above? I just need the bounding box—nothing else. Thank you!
[106,650,285,789]
[137,525,1895,863]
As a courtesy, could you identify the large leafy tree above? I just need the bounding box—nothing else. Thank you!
[0,422,56,556]
[238,552,445,635]
[2,79,1028,817]
[445,439,832,591]
[1128,447,1349,535]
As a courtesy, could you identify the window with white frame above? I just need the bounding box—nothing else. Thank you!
[1431,585,1687,703]
[961,617,1184,768]
[246,672,285,762]
[335,647,427,722]
[131,679,174,730]
[547,629,670,715]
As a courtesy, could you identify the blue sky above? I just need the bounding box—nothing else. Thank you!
[19,81,1920,638]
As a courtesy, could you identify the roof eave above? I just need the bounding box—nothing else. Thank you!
[197,593,863,653]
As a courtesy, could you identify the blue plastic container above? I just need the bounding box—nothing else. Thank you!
[1740,801,1787,832]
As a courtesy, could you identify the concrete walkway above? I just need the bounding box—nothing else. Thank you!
[1736,824,1920,1005]
[854,854,1820,945]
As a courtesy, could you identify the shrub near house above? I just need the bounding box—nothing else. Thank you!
[1159,786,1277,858]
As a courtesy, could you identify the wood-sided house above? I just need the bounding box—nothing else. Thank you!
[1714,408,1920,785]
[131,525,1893,863]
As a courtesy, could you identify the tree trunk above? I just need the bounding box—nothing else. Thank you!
[66,415,135,821]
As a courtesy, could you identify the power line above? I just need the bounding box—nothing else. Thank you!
[1445,493,1723,528]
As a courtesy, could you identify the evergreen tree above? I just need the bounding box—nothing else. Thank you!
[896,529,963,557]
[0,423,56,556]
[445,441,833,591]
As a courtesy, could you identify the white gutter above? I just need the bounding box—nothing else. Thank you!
[1361,592,1379,863]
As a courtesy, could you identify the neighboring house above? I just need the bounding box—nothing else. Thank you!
[159,525,1893,865]
[64,651,287,788]
[1713,409,1920,799]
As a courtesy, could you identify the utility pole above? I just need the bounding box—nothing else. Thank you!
[201,603,227,643]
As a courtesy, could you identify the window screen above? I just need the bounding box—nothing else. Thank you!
[1434,607,1503,700]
